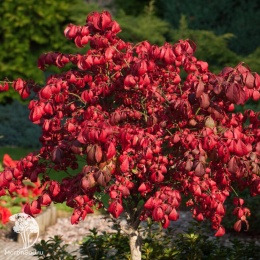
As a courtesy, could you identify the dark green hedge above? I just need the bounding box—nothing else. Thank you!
[0,101,41,148]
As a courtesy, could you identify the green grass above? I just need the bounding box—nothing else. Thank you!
[0,146,35,161]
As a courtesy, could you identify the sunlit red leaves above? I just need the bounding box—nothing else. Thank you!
[120,155,129,173]
[3,154,17,168]
[13,78,30,99]
[0,82,9,92]
[24,200,41,216]
[0,206,12,224]
[108,201,123,218]
[168,208,179,221]
[93,170,111,187]
[106,142,116,160]
[40,192,52,206]
[215,226,225,237]
[49,181,60,197]
[39,85,52,100]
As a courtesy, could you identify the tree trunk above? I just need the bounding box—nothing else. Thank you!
[128,227,142,260]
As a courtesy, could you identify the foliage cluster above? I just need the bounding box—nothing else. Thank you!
[0,154,42,227]
[1,0,259,105]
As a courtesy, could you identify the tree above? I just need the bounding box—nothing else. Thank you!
[156,0,260,56]
[0,11,260,260]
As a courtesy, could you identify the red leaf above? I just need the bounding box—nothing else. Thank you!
[228,157,239,174]
[0,173,8,188]
[234,220,242,232]
[4,169,13,181]
[3,154,17,168]
[144,197,154,209]
[108,201,123,218]
[106,142,116,160]
[81,174,96,190]
[151,171,164,183]
[196,213,204,221]
[86,145,96,162]
[216,203,225,215]
[81,35,91,45]
[71,209,81,224]
[226,83,246,105]
[169,208,179,221]
[161,215,170,228]
[252,90,260,101]
[95,145,103,163]
[244,72,255,89]
[30,200,41,215]
[105,46,114,60]
[111,21,121,34]
[40,85,52,100]
[0,82,9,92]
[29,105,44,122]
[101,11,112,30]
[235,139,249,157]
[215,226,225,237]
[228,139,237,154]
[152,206,164,221]
[49,181,60,197]
[199,93,210,108]
[41,192,52,206]
[44,103,54,115]
[120,156,129,172]
[52,147,64,163]
[221,67,234,76]
[94,170,111,187]
[196,81,205,98]
[74,36,83,48]
[0,207,11,224]
[194,162,205,177]
[192,184,201,196]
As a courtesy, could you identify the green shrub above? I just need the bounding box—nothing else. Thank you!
[33,235,77,260]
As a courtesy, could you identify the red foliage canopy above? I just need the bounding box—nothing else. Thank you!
[0,11,259,236]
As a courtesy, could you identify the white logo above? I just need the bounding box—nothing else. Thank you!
[9,213,39,249]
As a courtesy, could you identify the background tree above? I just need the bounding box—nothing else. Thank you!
[153,0,260,55]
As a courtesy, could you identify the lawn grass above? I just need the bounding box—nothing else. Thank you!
[0,146,35,161]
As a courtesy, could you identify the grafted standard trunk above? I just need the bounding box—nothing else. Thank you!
[128,227,142,260]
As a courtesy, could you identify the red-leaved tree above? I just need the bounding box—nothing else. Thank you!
[0,11,259,260]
